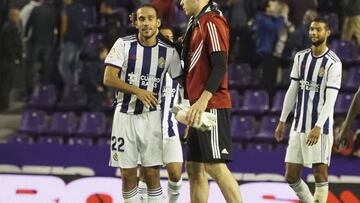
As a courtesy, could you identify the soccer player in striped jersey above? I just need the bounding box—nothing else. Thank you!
[137,26,184,203]
[103,5,182,203]
[275,18,342,203]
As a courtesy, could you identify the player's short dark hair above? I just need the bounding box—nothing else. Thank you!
[311,17,330,31]
[137,4,159,18]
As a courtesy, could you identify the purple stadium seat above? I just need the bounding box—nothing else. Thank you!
[229,63,252,88]
[239,89,269,114]
[7,134,33,144]
[47,112,77,136]
[255,115,278,142]
[28,84,57,109]
[58,85,88,110]
[37,136,63,145]
[335,93,354,114]
[344,67,360,91]
[271,90,286,114]
[18,110,47,135]
[230,90,240,109]
[105,121,112,136]
[68,137,93,146]
[231,115,256,141]
[76,111,106,137]
[331,40,357,63]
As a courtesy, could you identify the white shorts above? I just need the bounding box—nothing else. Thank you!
[285,130,333,168]
[109,109,163,168]
[137,126,183,166]
[163,134,183,164]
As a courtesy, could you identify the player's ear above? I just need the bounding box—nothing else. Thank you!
[157,18,161,28]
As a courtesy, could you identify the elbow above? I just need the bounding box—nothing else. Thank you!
[103,74,112,87]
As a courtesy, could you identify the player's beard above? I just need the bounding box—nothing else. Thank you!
[141,28,157,40]
[311,37,325,47]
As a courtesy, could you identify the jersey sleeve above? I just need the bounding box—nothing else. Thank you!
[167,49,183,79]
[326,61,342,90]
[204,16,229,54]
[290,52,300,80]
[104,38,125,69]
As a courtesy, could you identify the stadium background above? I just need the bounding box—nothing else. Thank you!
[0,0,359,202]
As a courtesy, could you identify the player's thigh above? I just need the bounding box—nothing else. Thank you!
[186,161,206,178]
[109,110,138,168]
[138,111,163,167]
[285,130,303,164]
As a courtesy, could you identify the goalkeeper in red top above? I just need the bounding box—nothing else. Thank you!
[180,0,243,202]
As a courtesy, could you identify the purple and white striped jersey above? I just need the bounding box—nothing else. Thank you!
[104,34,182,115]
[290,48,342,134]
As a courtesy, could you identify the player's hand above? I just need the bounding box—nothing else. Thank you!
[275,122,286,142]
[335,124,349,148]
[135,88,158,108]
[306,126,321,146]
[186,97,208,127]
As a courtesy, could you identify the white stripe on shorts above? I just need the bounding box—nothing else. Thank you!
[210,109,220,159]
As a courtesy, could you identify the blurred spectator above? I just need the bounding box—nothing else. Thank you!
[284,0,317,28]
[226,0,252,63]
[0,7,22,111]
[58,0,84,87]
[284,9,317,59]
[341,0,360,50]
[99,1,127,50]
[24,0,60,97]
[81,45,108,110]
[252,0,286,96]
[20,0,41,39]
[151,0,175,26]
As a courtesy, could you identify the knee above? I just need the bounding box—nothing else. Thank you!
[186,162,206,180]
[168,170,182,182]
[121,169,137,183]
[313,170,328,183]
[285,171,300,184]
[204,163,226,181]
[143,167,160,181]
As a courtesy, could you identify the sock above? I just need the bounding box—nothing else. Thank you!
[289,179,314,203]
[138,180,148,203]
[314,182,329,203]
[123,186,140,203]
[167,178,182,203]
[148,187,163,203]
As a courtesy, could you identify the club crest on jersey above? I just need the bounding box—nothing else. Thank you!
[158,57,165,69]
[318,67,325,77]
[113,153,118,161]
